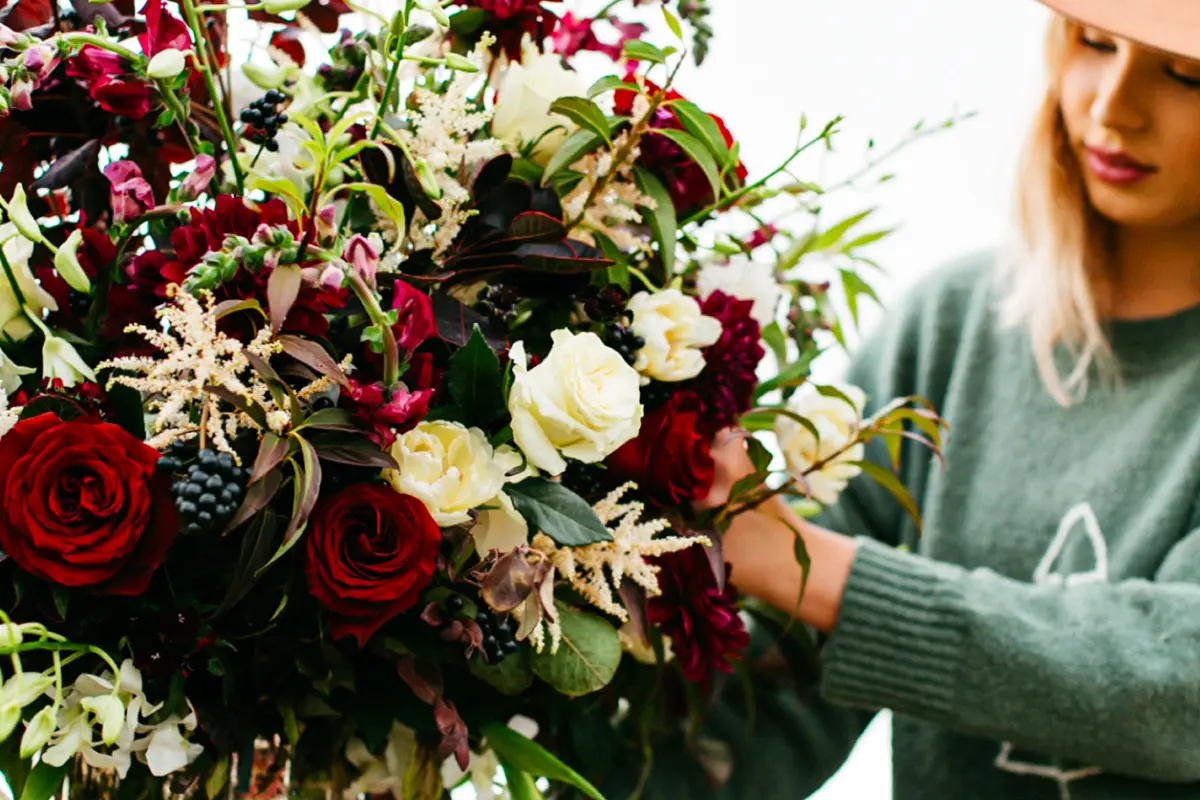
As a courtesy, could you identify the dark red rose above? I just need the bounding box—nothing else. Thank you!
[0,414,179,595]
[614,80,748,215]
[607,391,715,505]
[459,0,557,61]
[305,484,441,646]
[139,0,193,56]
[648,546,750,686]
[66,46,154,119]
[691,291,764,430]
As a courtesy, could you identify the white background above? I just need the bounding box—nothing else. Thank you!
[646,1,1050,797]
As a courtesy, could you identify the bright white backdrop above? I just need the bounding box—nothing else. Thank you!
[659,1,1051,797]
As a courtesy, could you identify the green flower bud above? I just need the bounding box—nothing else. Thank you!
[19,706,55,758]
[7,185,42,243]
[443,52,478,73]
[262,0,311,12]
[54,229,91,293]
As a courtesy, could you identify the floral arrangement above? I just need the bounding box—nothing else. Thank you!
[0,0,945,797]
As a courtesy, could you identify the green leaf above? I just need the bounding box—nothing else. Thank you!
[668,100,733,168]
[839,268,880,328]
[542,129,605,184]
[259,438,322,574]
[500,762,544,800]
[507,479,612,547]
[662,5,683,38]
[850,460,922,532]
[587,76,638,99]
[842,228,894,251]
[740,405,821,444]
[549,97,614,146]
[508,157,544,184]
[531,602,621,698]
[335,182,407,232]
[761,320,788,366]
[810,209,873,252]
[445,325,505,424]
[469,648,534,695]
[19,760,66,800]
[206,755,230,799]
[293,408,359,433]
[814,383,861,413]
[52,587,69,620]
[487,723,602,799]
[449,6,486,35]
[633,166,676,275]
[647,128,721,202]
[622,40,666,65]
[246,172,307,219]
[278,701,301,747]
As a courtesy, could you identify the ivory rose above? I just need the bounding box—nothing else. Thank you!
[775,382,868,505]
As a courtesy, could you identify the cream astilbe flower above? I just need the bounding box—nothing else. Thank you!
[561,132,654,251]
[533,482,709,625]
[401,34,503,257]
[99,285,281,455]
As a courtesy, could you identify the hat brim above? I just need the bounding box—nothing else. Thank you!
[1039,0,1200,60]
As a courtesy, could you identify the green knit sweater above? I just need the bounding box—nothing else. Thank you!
[611,251,1200,800]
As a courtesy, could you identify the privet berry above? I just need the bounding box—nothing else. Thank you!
[169,447,250,535]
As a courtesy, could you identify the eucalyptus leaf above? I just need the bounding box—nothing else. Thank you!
[531,602,621,697]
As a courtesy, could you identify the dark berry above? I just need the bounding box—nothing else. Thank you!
[157,457,180,473]
[640,380,675,411]
[183,483,202,499]
[198,449,218,466]
[170,439,192,455]
[476,608,491,623]
[178,501,197,518]
[561,461,610,502]
[196,510,213,526]
[602,325,644,366]
[198,493,217,511]
[67,290,92,317]
[276,113,289,124]
[312,396,335,411]
[219,488,238,505]
[445,595,465,613]
[216,452,236,473]
[189,470,210,485]
[265,139,280,152]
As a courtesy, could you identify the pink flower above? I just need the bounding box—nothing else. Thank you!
[343,379,433,448]
[67,46,154,119]
[103,160,156,224]
[389,280,436,353]
[343,235,378,287]
[178,154,215,201]
[552,12,646,62]
[139,0,192,57]
[0,25,24,48]
[11,43,60,109]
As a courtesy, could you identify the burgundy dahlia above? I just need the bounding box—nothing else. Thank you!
[691,290,764,431]
[648,546,750,686]
[551,12,646,62]
[460,0,558,61]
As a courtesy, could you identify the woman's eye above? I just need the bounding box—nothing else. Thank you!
[1080,33,1117,53]
[1166,67,1200,88]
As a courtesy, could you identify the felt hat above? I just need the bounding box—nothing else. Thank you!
[1038,0,1200,59]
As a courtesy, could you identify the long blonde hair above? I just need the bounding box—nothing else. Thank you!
[1000,16,1117,406]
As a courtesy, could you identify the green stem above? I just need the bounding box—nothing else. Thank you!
[60,32,142,62]
[348,272,398,387]
[196,2,262,11]
[595,0,622,18]
[370,39,406,139]
[157,80,200,158]
[178,0,245,193]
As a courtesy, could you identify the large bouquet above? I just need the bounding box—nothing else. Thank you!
[0,0,944,797]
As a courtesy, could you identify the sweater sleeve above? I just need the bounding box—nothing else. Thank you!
[820,527,1200,782]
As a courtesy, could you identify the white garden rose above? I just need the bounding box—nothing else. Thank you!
[775,383,868,505]
[508,329,643,476]
[0,223,57,341]
[490,42,587,166]
[627,289,722,382]
[696,259,783,328]
[385,420,526,527]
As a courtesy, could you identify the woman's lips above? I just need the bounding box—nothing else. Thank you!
[1084,146,1158,185]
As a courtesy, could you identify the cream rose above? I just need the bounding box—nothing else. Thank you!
[627,289,722,382]
[508,329,643,476]
[490,43,587,166]
[0,223,56,342]
[696,259,783,329]
[775,382,868,505]
[385,420,526,527]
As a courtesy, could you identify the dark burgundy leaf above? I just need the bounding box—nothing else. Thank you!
[278,334,349,387]
[360,142,442,222]
[31,139,100,192]
[0,0,53,31]
[69,0,130,28]
[479,550,536,612]
[250,433,292,485]
[435,698,470,771]
[228,467,284,530]
[431,292,507,351]
[396,654,443,704]
[507,211,567,242]
[311,440,399,470]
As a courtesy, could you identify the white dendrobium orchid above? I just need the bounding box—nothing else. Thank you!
[343,721,417,800]
[440,715,540,799]
[0,348,33,396]
[133,710,205,777]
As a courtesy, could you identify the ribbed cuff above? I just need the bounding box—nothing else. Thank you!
[820,538,968,722]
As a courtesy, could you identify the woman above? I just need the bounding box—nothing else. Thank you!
[625,2,1200,798]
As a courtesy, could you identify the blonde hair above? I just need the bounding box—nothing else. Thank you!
[999,16,1117,406]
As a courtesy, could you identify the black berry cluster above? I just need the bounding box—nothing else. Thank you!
[561,460,611,502]
[164,445,250,535]
[474,605,520,664]
[476,285,521,325]
[640,380,676,411]
[602,324,644,366]
[240,90,289,152]
[577,284,629,322]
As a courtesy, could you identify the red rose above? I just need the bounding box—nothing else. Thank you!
[607,391,715,505]
[305,484,441,646]
[0,414,178,595]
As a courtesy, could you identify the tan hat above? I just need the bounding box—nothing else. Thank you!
[1039,0,1200,60]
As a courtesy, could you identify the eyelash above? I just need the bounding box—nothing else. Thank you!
[1081,35,1200,88]
[1081,36,1116,53]
[1166,69,1200,88]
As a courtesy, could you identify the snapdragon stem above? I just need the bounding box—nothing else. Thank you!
[60,32,141,62]
[178,0,245,193]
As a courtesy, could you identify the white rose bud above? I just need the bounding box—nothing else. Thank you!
[19,705,55,757]
[491,44,587,166]
[507,330,643,476]
[774,382,868,505]
[0,225,57,342]
[696,259,783,329]
[385,421,525,526]
[6,185,43,243]
[81,695,125,745]
[627,289,722,382]
[54,229,91,293]
[146,48,187,80]
[42,333,97,388]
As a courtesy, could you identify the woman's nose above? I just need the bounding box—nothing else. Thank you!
[1090,50,1149,132]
